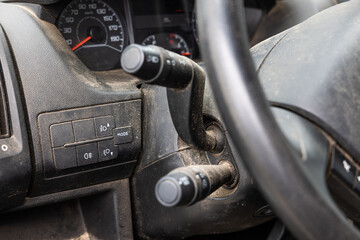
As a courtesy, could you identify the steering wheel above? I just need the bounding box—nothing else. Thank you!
[197,0,360,239]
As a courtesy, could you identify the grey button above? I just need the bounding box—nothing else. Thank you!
[155,177,182,207]
[73,119,96,142]
[50,122,74,147]
[76,143,99,166]
[121,45,144,72]
[53,147,77,170]
[98,140,118,162]
[95,116,115,137]
[113,127,133,145]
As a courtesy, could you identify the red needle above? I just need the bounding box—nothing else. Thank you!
[72,36,92,51]
[181,52,191,56]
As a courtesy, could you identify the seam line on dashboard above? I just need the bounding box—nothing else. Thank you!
[256,33,289,73]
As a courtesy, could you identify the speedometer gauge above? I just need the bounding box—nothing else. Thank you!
[57,0,126,71]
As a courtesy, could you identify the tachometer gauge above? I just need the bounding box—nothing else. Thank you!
[142,33,192,58]
[57,0,126,71]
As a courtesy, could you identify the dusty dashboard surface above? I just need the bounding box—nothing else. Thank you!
[0,0,275,239]
[1,0,356,239]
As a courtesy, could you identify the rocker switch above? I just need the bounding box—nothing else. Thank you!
[95,116,115,137]
[98,140,118,162]
[50,122,74,147]
[53,147,77,170]
[113,127,133,145]
[73,119,96,141]
[77,143,99,166]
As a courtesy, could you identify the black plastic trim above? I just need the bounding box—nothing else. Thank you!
[0,65,10,138]
[0,25,31,211]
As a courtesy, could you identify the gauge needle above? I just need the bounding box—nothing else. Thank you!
[181,52,191,56]
[72,36,92,51]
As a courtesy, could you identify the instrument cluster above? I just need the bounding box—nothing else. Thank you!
[52,0,197,71]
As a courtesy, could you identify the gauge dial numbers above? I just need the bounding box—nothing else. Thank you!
[142,33,192,58]
[57,0,126,71]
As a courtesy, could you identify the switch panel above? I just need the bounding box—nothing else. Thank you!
[38,101,141,178]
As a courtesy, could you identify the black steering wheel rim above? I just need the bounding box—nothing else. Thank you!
[196,1,360,239]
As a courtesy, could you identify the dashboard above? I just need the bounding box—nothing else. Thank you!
[43,0,267,71]
[0,0,350,239]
